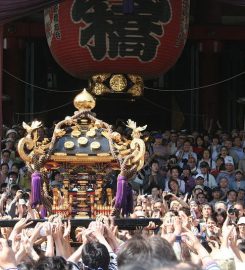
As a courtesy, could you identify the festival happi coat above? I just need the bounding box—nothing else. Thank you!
[17,89,146,217]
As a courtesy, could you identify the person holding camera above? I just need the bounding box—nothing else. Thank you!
[226,189,238,209]
[198,161,217,189]
[233,202,244,219]
[180,164,195,194]
[175,141,197,169]
[237,217,245,242]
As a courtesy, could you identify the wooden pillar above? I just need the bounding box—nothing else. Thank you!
[3,36,25,126]
[196,0,223,130]
[0,25,3,149]
[199,41,222,125]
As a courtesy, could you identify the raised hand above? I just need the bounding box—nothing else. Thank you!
[12,218,33,234]
[92,222,105,240]
[63,220,71,240]
[29,222,43,244]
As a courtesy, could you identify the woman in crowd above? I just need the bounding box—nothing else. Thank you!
[214,209,227,228]
[193,136,205,160]
[0,163,9,185]
[210,157,225,177]
[179,164,195,194]
[198,149,216,171]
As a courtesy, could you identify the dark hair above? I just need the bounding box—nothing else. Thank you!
[202,203,213,211]
[179,207,191,217]
[17,262,34,270]
[10,184,21,192]
[238,240,245,254]
[11,163,20,170]
[196,191,204,197]
[35,256,69,270]
[0,183,8,189]
[0,162,9,169]
[212,135,220,141]
[227,189,237,196]
[82,241,110,270]
[224,137,233,143]
[170,165,181,174]
[216,156,224,163]
[51,170,60,180]
[182,164,191,172]
[8,171,19,178]
[1,149,11,155]
[168,179,179,191]
[148,236,177,262]
[220,146,228,152]
[199,161,209,168]
[207,215,217,224]
[117,235,152,267]
[214,209,227,225]
[195,136,204,146]
[150,160,159,167]
[183,140,191,145]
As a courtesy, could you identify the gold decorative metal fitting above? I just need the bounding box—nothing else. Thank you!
[109,74,127,92]
[17,87,147,170]
[89,74,144,96]
[74,88,96,111]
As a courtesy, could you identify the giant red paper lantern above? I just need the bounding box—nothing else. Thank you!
[45,0,190,79]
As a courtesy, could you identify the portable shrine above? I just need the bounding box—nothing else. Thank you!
[17,89,146,218]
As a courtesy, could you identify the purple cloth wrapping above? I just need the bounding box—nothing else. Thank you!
[115,175,133,215]
[31,172,42,207]
[123,0,134,14]
[40,205,47,218]
[126,183,134,214]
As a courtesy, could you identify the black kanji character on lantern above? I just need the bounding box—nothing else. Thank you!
[71,0,172,62]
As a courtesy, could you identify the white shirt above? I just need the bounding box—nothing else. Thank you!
[165,178,185,194]
[202,173,217,189]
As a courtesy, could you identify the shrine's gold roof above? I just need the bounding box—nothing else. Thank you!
[73,89,96,111]
[18,88,146,171]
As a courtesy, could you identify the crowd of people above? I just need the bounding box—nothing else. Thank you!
[1,123,245,269]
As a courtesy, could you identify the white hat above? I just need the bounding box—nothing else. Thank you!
[6,129,17,137]
[237,217,245,225]
[194,185,204,191]
[195,173,205,179]
[18,199,28,206]
[224,156,234,166]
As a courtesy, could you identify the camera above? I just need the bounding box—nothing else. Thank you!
[175,235,182,242]
[19,190,30,201]
[228,207,239,217]
[22,192,30,201]
[182,158,188,165]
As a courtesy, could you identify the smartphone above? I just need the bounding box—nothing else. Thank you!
[175,235,182,242]
[190,209,197,219]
